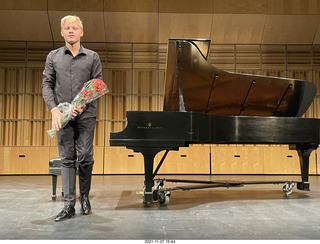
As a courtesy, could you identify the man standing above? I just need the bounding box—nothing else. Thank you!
[42,15,102,221]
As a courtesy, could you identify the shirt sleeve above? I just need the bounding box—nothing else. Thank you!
[91,52,103,80]
[42,52,58,111]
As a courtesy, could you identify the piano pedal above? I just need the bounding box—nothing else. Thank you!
[282,182,295,195]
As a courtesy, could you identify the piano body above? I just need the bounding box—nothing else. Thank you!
[110,39,320,205]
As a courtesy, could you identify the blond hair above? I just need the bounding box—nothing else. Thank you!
[60,15,83,30]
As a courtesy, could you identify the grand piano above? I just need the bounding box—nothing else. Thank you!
[110,39,320,205]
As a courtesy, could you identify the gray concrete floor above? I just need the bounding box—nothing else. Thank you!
[0,174,320,240]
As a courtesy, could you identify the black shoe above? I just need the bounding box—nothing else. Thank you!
[54,205,75,222]
[80,194,91,215]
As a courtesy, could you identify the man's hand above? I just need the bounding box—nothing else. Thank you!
[51,107,63,131]
[70,105,86,117]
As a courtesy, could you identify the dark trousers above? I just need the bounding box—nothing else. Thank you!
[57,117,96,207]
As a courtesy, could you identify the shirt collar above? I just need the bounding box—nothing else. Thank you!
[64,45,87,56]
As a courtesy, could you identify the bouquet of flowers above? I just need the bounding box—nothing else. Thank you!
[47,79,109,138]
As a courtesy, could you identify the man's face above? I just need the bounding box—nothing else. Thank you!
[61,21,83,46]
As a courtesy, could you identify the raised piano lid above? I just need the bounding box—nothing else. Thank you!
[163,39,317,117]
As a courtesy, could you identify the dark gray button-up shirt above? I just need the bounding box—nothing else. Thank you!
[42,45,103,119]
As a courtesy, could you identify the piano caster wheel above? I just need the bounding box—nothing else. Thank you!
[52,196,56,201]
[283,182,295,195]
[158,190,171,206]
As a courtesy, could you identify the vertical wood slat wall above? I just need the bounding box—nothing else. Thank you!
[0,41,320,175]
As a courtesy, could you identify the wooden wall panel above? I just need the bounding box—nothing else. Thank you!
[92,146,104,174]
[0,10,52,41]
[94,120,106,147]
[104,0,158,12]
[209,44,235,71]
[105,68,132,122]
[261,15,320,44]
[309,149,317,175]
[0,147,3,172]
[106,95,131,121]
[263,145,300,174]
[160,0,214,13]
[0,121,24,146]
[156,145,211,174]
[104,146,211,175]
[104,146,144,174]
[211,145,317,175]
[267,0,320,15]
[261,70,287,79]
[158,43,168,69]
[311,96,320,119]
[317,148,320,175]
[133,70,158,95]
[158,69,166,106]
[106,69,132,94]
[96,96,107,120]
[1,94,24,119]
[23,120,51,146]
[211,145,264,174]
[0,67,25,93]
[105,12,158,43]
[263,145,317,174]
[159,13,212,43]
[211,14,267,44]
[13,146,104,174]
[49,146,59,160]
[133,43,158,68]
[261,45,286,70]
[1,147,49,174]
[132,96,158,111]
[25,68,44,93]
[24,95,49,120]
[0,94,3,119]
[313,28,320,45]
[313,71,320,96]
[2,0,320,44]
[287,45,312,70]
[213,0,267,14]
[236,45,261,70]
[27,42,53,65]
[106,43,132,67]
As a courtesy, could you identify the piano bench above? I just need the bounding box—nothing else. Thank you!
[49,157,79,201]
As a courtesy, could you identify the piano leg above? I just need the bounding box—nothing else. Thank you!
[133,148,176,204]
[293,145,318,191]
[137,148,164,204]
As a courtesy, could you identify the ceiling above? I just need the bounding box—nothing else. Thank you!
[1,0,320,44]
